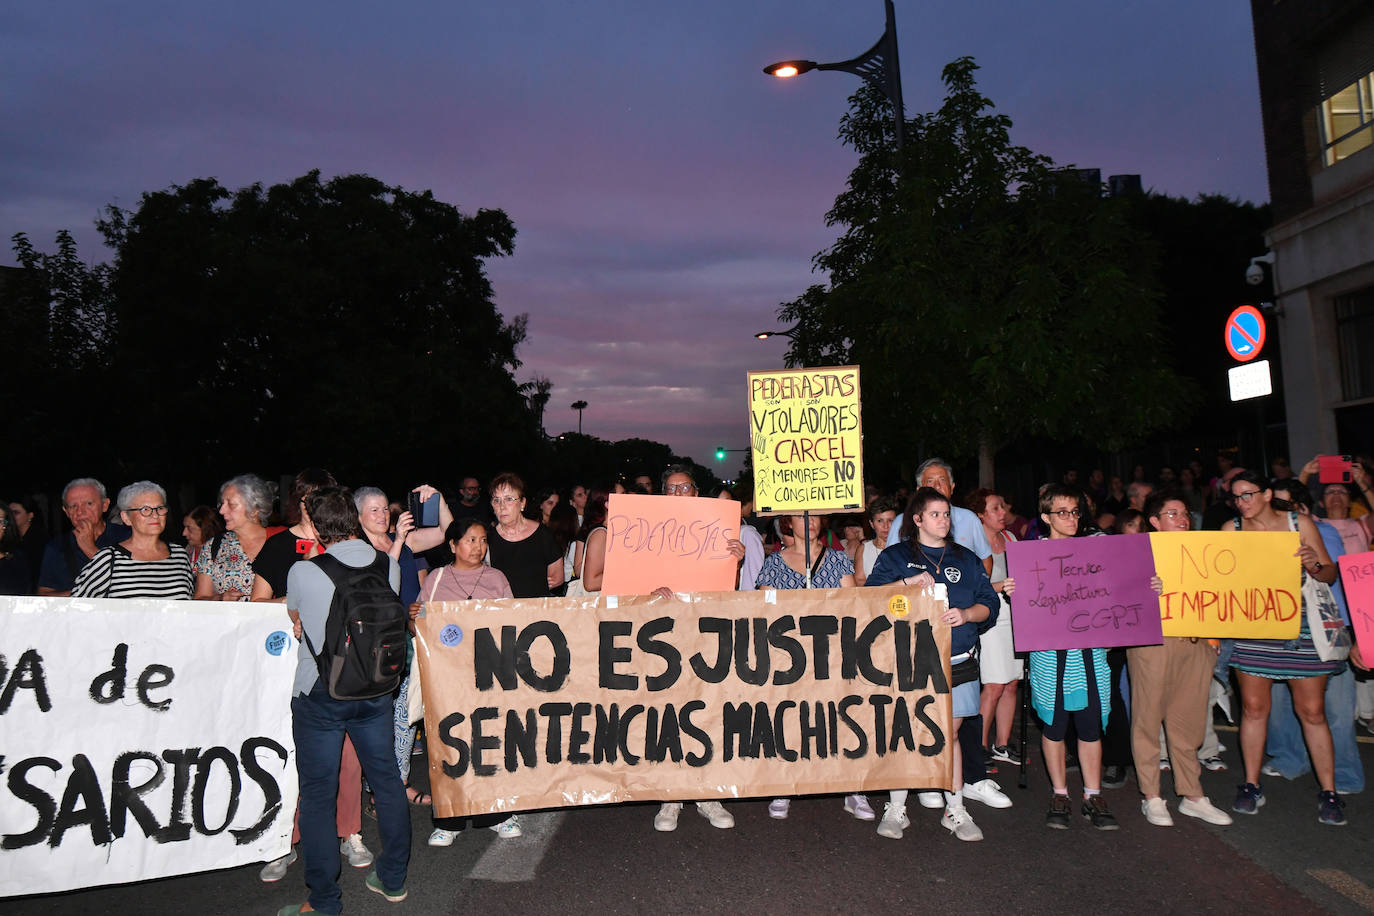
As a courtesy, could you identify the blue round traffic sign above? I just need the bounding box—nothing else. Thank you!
[1224,305,1266,362]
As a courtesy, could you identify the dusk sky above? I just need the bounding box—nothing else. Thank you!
[2,2,1267,470]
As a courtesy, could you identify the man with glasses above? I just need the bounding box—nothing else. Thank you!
[37,477,131,596]
[651,465,746,833]
[456,477,483,511]
[1127,492,1234,828]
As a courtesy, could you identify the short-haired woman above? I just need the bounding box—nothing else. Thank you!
[72,481,192,599]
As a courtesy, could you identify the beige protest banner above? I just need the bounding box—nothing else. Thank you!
[1149,531,1302,638]
[749,365,863,516]
[601,493,742,596]
[414,584,952,818]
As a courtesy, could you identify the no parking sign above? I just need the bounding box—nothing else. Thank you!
[1224,305,1266,362]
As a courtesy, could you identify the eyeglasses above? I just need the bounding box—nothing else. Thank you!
[1158,509,1188,519]
[1049,509,1081,519]
[491,495,521,505]
[127,505,169,517]
[664,484,697,495]
[1233,490,1264,503]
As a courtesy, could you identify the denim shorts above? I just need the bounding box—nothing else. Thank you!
[952,679,980,718]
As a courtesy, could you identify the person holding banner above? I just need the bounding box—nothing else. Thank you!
[70,481,193,599]
[1223,471,1348,825]
[1127,493,1233,828]
[1015,484,1119,831]
[867,486,998,842]
[754,514,866,821]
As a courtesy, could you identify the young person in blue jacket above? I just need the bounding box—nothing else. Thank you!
[867,486,999,842]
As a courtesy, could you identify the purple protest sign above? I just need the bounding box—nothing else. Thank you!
[1006,535,1164,651]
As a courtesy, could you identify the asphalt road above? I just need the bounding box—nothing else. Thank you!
[7,728,1373,915]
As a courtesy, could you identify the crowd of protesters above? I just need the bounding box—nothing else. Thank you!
[4,448,1373,914]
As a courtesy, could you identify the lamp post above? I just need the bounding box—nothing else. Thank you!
[570,400,588,435]
[753,322,809,368]
[763,0,905,149]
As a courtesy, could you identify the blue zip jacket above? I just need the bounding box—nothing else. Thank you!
[867,539,998,657]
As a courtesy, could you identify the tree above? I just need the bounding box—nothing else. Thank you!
[779,58,1195,485]
[90,170,536,487]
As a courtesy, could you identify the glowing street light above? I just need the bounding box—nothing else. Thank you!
[763,0,905,149]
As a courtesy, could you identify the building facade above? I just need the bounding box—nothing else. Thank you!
[1252,0,1374,461]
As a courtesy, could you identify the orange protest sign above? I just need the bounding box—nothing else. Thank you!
[1149,531,1301,639]
[414,585,953,818]
[600,493,742,596]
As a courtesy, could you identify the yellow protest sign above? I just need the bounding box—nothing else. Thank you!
[748,365,863,515]
[1148,531,1302,639]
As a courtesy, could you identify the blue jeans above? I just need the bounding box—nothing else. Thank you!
[1265,665,1365,794]
[293,682,411,914]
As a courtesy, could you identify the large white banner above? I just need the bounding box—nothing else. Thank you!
[0,597,298,896]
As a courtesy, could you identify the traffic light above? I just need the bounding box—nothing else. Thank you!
[715,446,727,461]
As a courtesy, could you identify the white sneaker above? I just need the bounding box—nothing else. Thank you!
[961,779,1012,809]
[340,833,373,868]
[1179,796,1234,826]
[490,815,522,838]
[917,791,944,809]
[1141,797,1173,827]
[428,828,458,847]
[844,794,875,821]
[259,848,297,882]
[876,802,909,839]
[654,802,683,832]
[767,798,790,819]
[696,801,734,828]
[942,802,984,841]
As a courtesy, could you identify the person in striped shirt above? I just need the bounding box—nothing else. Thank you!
[71,481,192,600]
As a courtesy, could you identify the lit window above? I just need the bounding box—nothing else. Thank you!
[1318,73,1374,166]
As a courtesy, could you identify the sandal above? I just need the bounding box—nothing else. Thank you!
[406,785,432,806]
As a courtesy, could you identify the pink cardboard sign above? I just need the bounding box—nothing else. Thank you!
[601,493,742,596]
[1006,535,1164,652]
[1338,551,1374,655]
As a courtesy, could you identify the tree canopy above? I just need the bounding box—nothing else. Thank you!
[5,171,540,492]
[779,58,1196,483]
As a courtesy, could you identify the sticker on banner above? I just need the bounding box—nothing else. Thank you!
[265,631,290,656]
[440,624,464,647]
[889,594,909,617]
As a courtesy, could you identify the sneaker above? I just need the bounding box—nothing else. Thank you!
[1046,794,1072,829]
[1179,796,1233,826]
[490,815,522,838]
[1102,765,1128,789]
[876,802,909,839]
[962,779,1012,809]
[365,870,407,903]
[259,848,297,882]
[1233,783,1265,815]
[1159,758,1171,772]
[1201,756,1227,772]
[942,802,984,841]
[1082,795,1119,830]
[654,802,682,832]
[428,828,458,847]
[917,791,945,809]
[1141,797,1173,827]
[1260,763,1284,778]
[696,801,734,828]
[1357,717,1374,738]
[1318,790,1347,826]
[843,794,875,821]
[989,744,1023,766]
[768,798,790,819]
[340,833,373,868]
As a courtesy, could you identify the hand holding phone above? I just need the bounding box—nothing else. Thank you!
[408,491,440,527]
[1318,454,1354,485]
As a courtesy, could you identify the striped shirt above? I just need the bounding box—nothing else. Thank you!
[71,543,194,600]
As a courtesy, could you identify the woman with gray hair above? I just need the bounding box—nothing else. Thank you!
[72,481,193,599]
[194,473,278,601]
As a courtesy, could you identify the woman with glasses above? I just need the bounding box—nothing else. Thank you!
[1224,470,1348,824]
[71,481,192,599]
[487,472,564,599]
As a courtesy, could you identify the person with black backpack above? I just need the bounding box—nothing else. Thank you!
[279,486,411,915]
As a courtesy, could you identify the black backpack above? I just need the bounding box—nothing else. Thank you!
[301,550,409,700]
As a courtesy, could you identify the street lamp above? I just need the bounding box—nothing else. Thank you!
[763,0,905,149]
[753,322,809,367]
[570,400,588,435]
